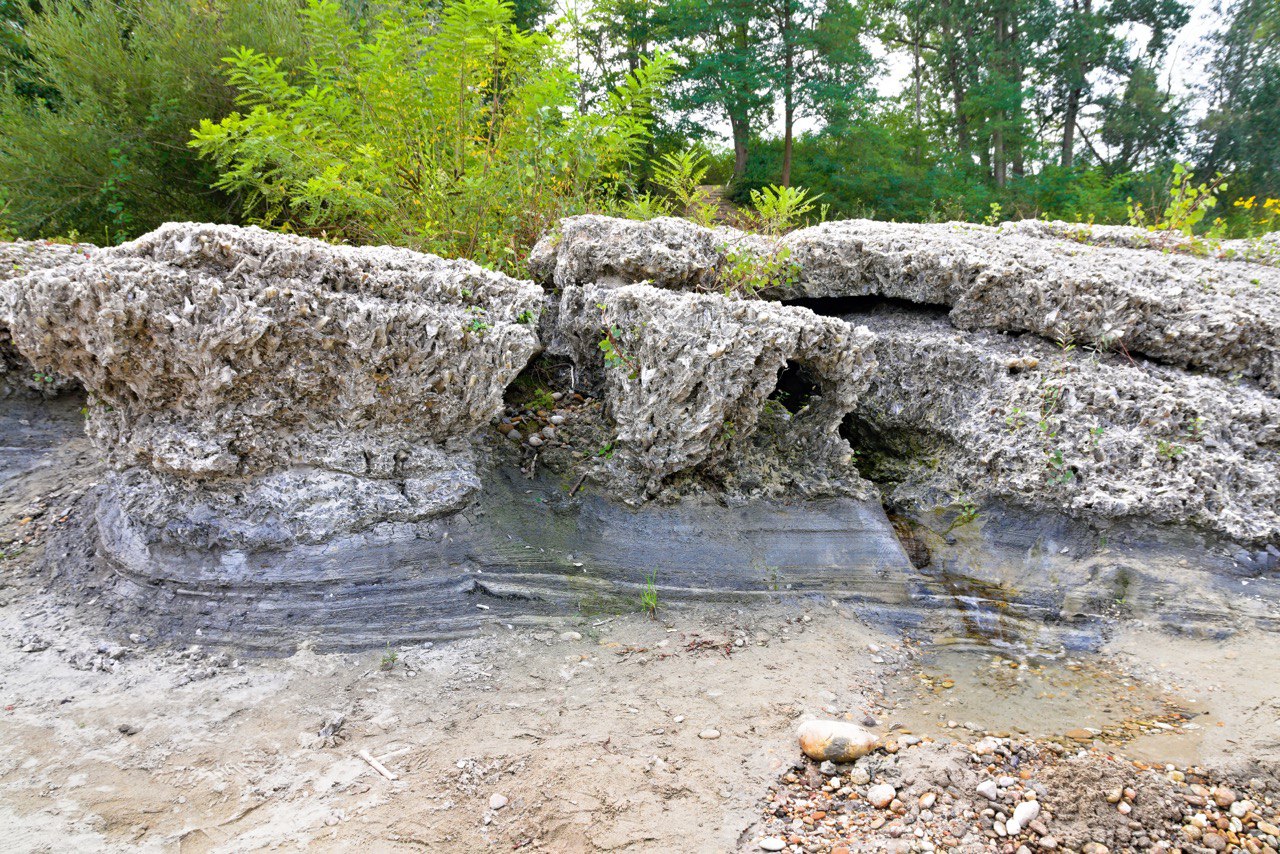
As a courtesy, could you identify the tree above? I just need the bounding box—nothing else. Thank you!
[191,0,673,272]
[1198,0,1280,197]
[1096,60,1184,172]
[1047,0,1187,168]
[0,0,310,240]
[666,0,772,181]
[764,0,877,185]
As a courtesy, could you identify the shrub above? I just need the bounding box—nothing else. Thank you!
[0,0,310,242]
[191,0,672,274]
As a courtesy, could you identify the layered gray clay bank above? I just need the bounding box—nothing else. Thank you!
[3,217,1277,649]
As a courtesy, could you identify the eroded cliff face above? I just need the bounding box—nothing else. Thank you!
[3,216,1277,649]
[531,215,1280,546]
[544,282,876,499]
[7,223,543,551]
[534,215,1280,394]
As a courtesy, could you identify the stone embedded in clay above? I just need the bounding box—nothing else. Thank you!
[797,719,880,762]
[7,223,543,548]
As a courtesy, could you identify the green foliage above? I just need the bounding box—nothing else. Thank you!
[646,149,718,225]
[1156,438,1186,460]
[0,0,310,241]
[718,242,801,298]
[596,303,639,378]
[639,569,659,617]
[748,185,821,234]
[1161,164,1227,235]
[191,0,673,273]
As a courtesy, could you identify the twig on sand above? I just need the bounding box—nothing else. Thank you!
[359,749,399,781]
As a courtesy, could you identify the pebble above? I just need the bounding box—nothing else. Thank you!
[1006,800,1040,835]
[868,783,896,809]
[919,792,937,809]
[1213,787,1236,807]
[560,631,582,641]
[976,780,1000,801]
[796,720,879,762]
[505,429,522,442]
[489,793,508,810]
[527,434,543,447]
[759,838,786,852]
[549,415,566,425]
[699,728,721,740]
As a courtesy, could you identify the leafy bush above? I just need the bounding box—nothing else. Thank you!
[748,185,822,234]
[0,0,310,242]
[191,0,672,274]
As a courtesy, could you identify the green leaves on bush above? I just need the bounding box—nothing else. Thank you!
[190,0,673,274]
[0,0,310,242]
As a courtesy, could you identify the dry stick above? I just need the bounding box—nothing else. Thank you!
[1116,338,1139,367]
[359,749,399,781]
[568,472,588,497]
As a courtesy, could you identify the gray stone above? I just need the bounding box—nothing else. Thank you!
[547,281,876,499]
[849,308,1280,544]
[532,214,1280,393]
[8,223,543,551]
[0,240,91,397]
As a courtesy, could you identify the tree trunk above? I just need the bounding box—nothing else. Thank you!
[731,114,750,181]
[913,34,924,163]
[992,9,1007,187]
[1060,86,1081,168]
[941,5,970,155]
[781,11,795,187]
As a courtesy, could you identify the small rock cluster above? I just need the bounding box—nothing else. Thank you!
[749,721,1280,853]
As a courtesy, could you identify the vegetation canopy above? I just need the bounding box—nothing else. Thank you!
[189,0,673,273]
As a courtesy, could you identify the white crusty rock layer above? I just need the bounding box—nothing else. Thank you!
[547,282,876,497]
[532,215,1280,394]
[1,240,92,397]
[7,223,543,547]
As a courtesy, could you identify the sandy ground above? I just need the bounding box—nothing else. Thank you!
[1,397,1278,853]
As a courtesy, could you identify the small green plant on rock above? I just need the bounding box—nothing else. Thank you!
[946,496,980,532]
[749,185,821,235]
[647,149,718,226]
[464,306,491,337]
[1046,448,1076,485]
[1005,406,1026,432]
[1156,439,1186,461]
[718,243,801,298]
[379,643,398,670]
